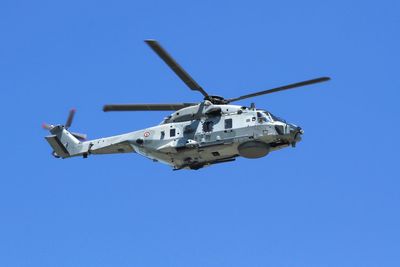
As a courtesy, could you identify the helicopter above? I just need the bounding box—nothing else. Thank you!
[43,39,330,170]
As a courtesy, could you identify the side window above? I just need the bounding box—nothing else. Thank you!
[224,118,232,129]
[257,112,266,123]
[160,131,165,139]
[170,129,176,137]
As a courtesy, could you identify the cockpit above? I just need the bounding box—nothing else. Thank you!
[256,111,271,123]
[256,110,286,123]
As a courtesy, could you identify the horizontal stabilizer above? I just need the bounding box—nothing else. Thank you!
[45,135,70,158]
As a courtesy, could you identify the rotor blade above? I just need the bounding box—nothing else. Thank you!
[42,123,54,130]
[103,103,197,112]
[65,108,76,129]
[227,77,331,103]
[144,39,209,98]
[71,132,87,141]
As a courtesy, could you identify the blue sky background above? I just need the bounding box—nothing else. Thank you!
[1,0,399,266]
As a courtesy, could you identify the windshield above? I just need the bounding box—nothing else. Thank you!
[256,111,271,122]
[261,110,286,123]
[270,113,287,123]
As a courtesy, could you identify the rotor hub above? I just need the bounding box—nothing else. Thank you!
[205,95,228,105]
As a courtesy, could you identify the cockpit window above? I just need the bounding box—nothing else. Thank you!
[257,112,267,123]
[259,110,284,123]
[256,111,271,123]
[264,112,273,122]
[268,112,286,123]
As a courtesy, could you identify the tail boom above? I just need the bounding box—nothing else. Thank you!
[45,126,136,159]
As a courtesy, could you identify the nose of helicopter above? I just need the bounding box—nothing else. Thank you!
[289,124,303,144]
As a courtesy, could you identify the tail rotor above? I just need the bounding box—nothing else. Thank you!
[42,123,54,131]
[64,109,87,140]
[42,108,87,141]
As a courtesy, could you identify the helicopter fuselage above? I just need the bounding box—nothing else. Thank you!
[70,103,303,170]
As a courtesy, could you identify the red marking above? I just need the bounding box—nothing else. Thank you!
[144,131,150,137]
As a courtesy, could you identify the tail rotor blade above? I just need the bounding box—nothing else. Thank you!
[71,132,87,141]
[42,123,54,130]
[65,108,76,129]
[43,108,86,141]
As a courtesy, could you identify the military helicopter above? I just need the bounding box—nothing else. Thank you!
[43,40,330,170]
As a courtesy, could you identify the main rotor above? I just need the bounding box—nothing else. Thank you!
[103,40,330,112]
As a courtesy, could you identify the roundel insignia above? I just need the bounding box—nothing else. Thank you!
[144,131,150,137]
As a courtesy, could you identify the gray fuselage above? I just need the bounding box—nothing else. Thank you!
[46,102,303,170]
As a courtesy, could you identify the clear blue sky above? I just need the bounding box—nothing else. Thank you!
[1,0,399,266]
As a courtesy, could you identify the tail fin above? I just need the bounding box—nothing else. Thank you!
[45,126,85,158]
[43,108,136,159]
[43,109,89,158]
